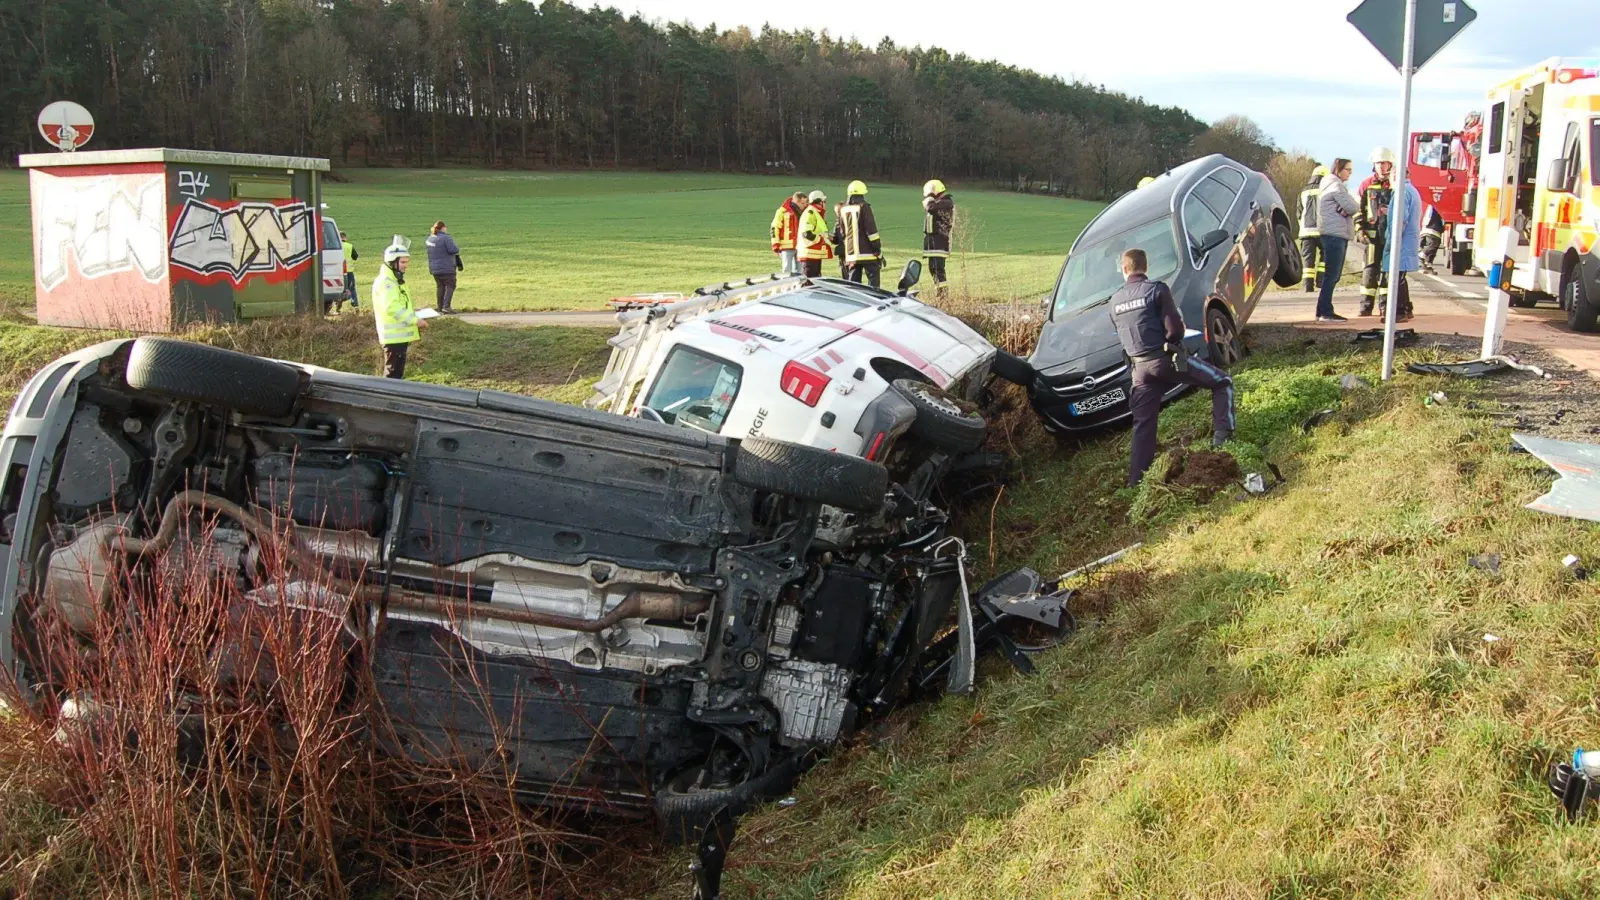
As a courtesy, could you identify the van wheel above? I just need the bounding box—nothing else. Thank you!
[1449,247,1472,276]
[1205,307,1244,369]
[891,379,988,454]
[733,438,888,512]
[126,338,302,418]
[1567,274,1598,333]
[1271,222,1303,288]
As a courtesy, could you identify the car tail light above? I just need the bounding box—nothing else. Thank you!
[780,360,830,407]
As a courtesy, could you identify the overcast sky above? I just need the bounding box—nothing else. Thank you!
[618,0,1600,175]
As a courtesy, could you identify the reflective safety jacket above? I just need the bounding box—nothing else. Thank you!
[770,200,801,251]
[372,265,419,345]
[1355,175,1393,242]
[923,193,955,257]
[840,198,881,264]
[342,240,358,272]
[798,204,834,261]
[1298,176,1321,238]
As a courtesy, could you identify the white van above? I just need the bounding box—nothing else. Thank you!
[319,215,346,312]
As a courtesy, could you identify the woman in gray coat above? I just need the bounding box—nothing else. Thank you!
[424,221,463,314]
[1315,159,1359,321]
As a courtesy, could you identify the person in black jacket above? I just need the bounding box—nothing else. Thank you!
[922,179,954,287]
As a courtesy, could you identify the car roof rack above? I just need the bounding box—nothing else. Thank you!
[586,273,810,415]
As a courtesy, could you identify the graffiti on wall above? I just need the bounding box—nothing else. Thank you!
[177,170,211,198]
[35,173,168,292]
[168,198,315,285]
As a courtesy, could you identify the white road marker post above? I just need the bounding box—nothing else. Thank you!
[1380,0,1418,382]
[1482,224,1517,359]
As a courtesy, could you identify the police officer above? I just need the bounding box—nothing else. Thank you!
[1298,164,1328,292]
[1110,248,1235,487]
[372,234,422,379]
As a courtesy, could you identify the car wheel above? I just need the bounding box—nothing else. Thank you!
[655,752,803,845]
[126,338,302,418]
[989,350,1034,387]
[733,437,888,512]
[1205,307,1243,369]
[1567,273,1598,333]
[1449,247,1471,276]
[1271,222,1303,288]
[891,379,988,454]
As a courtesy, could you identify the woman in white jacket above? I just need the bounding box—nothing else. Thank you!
[1316,158,1359,321]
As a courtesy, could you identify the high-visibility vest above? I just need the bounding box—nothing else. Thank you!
[1298,185,1321,238]
[798,205,834,261]
[342,240,357,272]
[371,265,419,345]
[840,201,881,264]
[771,202,800,251]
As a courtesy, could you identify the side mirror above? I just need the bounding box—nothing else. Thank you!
[1546,159,1572,193]
[897,259,922,294]
[1196,228,1231,255]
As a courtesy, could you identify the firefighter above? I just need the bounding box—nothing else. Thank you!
[797,190,834,278]
[1138,176,1157,189]
[1298,164,1328,292]
[770,191,806,276]
[839,180,883,288]
[372,235,421,380]
[1110,247,1235,488]
[1354,147,1396,316]
[922,179,954,287]
[831,203,848,278]
[1420,203,1445,274]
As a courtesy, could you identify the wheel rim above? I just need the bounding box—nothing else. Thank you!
[908,382,965,418]
[1208,311,1239,367]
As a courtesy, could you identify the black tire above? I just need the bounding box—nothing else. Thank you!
[1205,306,1244,369]
[890,379,988,454]
[989,350,1034,387]
[733,437,888,512]
[126,338,301,418]
[1567,272,1599,333]
[1272,222,1303,288]
[1449,247,1471,276]
[655,754,802,845]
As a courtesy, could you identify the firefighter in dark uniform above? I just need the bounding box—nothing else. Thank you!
[1110,248,1236,488]
[922,179,954,287]
[840,180,883,288]
[1354,147,1396,316]
[1298,164,1328,292]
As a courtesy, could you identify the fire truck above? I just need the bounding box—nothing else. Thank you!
[1408,114,1482,276]
[1470,57,1600,329]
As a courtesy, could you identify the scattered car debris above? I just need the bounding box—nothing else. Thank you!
[1468,553,1503,574]
[1512,432,1600,522]
[1425,391,1449,407]
[1406,355,1552,380]
[1353,328,1417,346]
[1056,544,1143,583]
[1243,473,1267,494]
[1339,374,1370,391]
[1550,749,1600,821]
[1482,633,1502,643]
[777,797,799,809]
[1565,555,1590,580]
[1303,408,1338,433]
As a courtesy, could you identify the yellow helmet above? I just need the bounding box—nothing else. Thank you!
[847,180,868,196]
[1137,176,1156,189]
[923,179,946,197]
[1312,164,1330,178]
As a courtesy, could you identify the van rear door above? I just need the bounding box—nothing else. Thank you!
[320,217,344,304]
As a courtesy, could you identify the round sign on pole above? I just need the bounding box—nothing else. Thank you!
[37,101,95,152]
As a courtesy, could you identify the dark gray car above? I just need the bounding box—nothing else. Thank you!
[1023,155,1302,435]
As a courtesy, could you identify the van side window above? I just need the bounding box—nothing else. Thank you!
[1488,103,1504,154]
[1559,122,1582,192]
[1590,118,1600,186]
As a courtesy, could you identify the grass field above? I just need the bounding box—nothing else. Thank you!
[0,168,1099,314]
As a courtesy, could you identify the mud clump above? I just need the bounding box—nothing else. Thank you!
[1070,566,1152,621]
[1164,449,1241,498]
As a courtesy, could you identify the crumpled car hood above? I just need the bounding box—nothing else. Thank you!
[1028,304,1123,376]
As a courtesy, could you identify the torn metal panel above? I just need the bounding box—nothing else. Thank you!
[1512,432,1600,522]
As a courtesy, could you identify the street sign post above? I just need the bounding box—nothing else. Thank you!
[1348,0,1476,380]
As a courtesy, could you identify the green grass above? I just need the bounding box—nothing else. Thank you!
[0,168,1097,314]
[626,332,1600,899]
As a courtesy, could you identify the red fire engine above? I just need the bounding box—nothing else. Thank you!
[1407,111,1483,275]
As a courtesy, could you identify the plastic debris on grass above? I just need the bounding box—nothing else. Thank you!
[1468,552,1503,574]
[1513,432,1600,522]
[1352,328,1417,346]
[1406,355,1552,380]
[1339,374,1370,391]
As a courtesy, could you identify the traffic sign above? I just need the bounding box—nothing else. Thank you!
[1348,0,1476,72]
[37,101,95,152]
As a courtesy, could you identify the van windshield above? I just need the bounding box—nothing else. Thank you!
[642,346,743,433]
[1052,216,1180,319]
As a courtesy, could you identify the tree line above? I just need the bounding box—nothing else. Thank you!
[4,0,1239,199]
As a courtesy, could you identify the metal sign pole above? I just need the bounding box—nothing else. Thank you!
[1380,0,1418,381]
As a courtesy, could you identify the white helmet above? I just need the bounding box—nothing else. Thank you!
[383,234,411,264]
[1370,146,1396,164]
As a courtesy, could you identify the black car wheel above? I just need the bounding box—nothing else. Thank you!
[1567,272,1598,333]
[733,437,888,512]
[1205,307,1244,369]
[1271,222,1303,288]
[891,379,988,454]
[126,338,302,418]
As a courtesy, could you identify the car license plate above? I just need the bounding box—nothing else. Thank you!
[1069,388,1126,416]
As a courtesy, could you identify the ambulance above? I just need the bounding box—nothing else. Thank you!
[1471,58,1600,331]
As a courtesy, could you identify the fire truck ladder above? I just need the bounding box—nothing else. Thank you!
[586,274,809,415]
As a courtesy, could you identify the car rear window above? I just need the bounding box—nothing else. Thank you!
[643,346,743,433]
[1209,167,1246,193]
[321,219,340,251]
[763,292,870,320]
